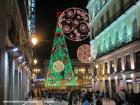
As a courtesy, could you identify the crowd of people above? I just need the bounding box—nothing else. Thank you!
[26,86,140,105]
[114,87,140,105]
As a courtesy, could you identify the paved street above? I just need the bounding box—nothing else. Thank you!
[102,100,116,105]
[23,99,116,105]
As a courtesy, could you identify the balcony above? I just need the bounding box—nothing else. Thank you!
[96,30,140,58]
[95,0,138,37]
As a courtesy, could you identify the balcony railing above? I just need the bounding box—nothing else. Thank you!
[96,30,140,58]
[95,0,138,36]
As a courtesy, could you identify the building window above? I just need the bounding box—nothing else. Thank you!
[99,64,103,75]
[101,16,104,29]
[125,55,131,70]
[103,39,106,51]
[104,62,108,75]
[123,25,127,42]
[108,34,111,48]
[117,58,122,72]
[97,2,101,11]
[120,0,124,9]
[112,4,116,18]
[132,18,138,39]
[115,31,119,45]
[106,10,110,23]
[136,51,140,69]
[110,61,114,74]
[95,4,98,15]
[74,67,79,74]
[91,28,94,39]
[102,0,106,5]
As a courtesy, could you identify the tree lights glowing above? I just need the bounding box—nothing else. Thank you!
[45,23,75,88]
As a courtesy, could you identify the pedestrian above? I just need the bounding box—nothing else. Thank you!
[135,86,140,105]
[118,87,127,105]
[82,92,91,105]
[68,89,72,105]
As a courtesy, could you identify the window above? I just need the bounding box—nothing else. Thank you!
[110,61,114,74]
[95,4,98,15]
[103,39,106,51]
[115,31,119,45]
[125,55,131,70]
[106,10,110,23]
[101,16,104,29]
[132,18,138,39]
[91,28,94,39]
[117,58,122,72]
[119,0,124,9]
[97,42,101,54]
[108,34,111,48]
[97,2,101,11]
[123,25,127,42]
[136,51,140,69]
[74,67,79,74]
[104,62,108,75]
[31,3,35,7]
[113,4,116,18]
[99,64,103,71]
[102,0,106,5]
[31,8,35,12]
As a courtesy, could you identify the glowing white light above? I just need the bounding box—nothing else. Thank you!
[131,73,134,79]
[33,59,37,64]
[31,37,38,46]
[131,63,135,70]
[22,61,26,65]
[18,56,23,60]
[115,75,118,79]
[95,65,98,69]
[122,74,125,78]
[12,47,18,52]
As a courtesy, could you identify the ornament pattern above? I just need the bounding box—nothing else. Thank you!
[53,60,64,73]
[59,7,89,41]
[77,44,91,63]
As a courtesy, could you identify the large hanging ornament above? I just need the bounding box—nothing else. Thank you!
[77,44,91,63]
[59,7,89,41]
[53,60,64,73]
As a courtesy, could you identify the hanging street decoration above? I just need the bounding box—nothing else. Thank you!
[59,7,90,41]
[77,44,91,64]
[53,60,64,73]
[45,17,76,88]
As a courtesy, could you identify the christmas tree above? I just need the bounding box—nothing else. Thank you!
[45,19,75,88]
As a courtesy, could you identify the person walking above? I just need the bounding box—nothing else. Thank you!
[118,87,127,105]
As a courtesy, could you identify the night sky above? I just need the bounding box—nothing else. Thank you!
[35,0,89,68]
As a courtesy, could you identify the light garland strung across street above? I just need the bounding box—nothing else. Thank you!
[77,44,91,63]
[59,7,89,41]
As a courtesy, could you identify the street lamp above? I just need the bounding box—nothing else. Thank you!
[31,37,38,46]
[33,59,38,65]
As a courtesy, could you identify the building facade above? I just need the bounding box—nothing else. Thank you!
[71,59,93,88]
[0,0,33,104]
[87,0,140,98]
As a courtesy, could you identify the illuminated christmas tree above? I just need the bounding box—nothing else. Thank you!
[45,20,75,87]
